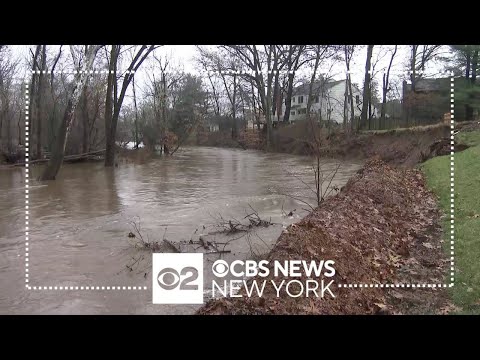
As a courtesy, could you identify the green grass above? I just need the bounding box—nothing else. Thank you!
[457,130,480,147]
[421,130,480,314]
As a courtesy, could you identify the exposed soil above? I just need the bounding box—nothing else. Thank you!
[326,126,450,168]
[198,121,470,168]
[197,159,449,315]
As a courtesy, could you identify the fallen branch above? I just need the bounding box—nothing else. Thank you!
[10,149,106,167]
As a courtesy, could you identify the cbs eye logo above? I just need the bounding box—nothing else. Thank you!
[157,267,199,290]
[212,260,229,277]
[152,253,204,304]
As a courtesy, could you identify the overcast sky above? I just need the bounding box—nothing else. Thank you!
[10,45,453,105]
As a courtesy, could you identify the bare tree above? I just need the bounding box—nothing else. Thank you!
[132,75,139,149]
[28,46,41,157]
[222,45,283,148]
[0,46,20,154]
[196,46,221,116]
[344,45,356,132]
[381,45,398,129]
[409,45,443,91]
[31,45,47,159]
[281,46,307,123]
[146,53,184,153]
[39,45,102,180]
[104,45,158,167]
[360,45,374,130]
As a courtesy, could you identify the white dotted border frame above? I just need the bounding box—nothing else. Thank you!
[23,69,455,291]
[24,70,147,291]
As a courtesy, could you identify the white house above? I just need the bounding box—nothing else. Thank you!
[278,79,366,124]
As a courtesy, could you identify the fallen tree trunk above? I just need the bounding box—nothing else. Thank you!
[10,149,105,167]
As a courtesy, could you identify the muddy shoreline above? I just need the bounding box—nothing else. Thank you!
[196,122,459,168]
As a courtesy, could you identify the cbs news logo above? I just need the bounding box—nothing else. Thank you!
[152,253,204,304]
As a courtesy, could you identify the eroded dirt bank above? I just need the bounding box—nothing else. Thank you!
[197,122,462,168]
[197,159,449,315]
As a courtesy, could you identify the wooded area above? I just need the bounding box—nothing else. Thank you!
[0,45,479,179]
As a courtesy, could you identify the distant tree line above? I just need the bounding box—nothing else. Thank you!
[0,45,478,178]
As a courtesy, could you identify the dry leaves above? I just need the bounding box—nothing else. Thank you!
[438,303,463,315]
[198,159,447,315]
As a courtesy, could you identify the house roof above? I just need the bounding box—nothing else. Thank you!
[404,77,450,92]
[293,79,345,96]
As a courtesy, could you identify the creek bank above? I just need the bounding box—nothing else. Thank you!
[197,122,470,168]
[197,159,449,315]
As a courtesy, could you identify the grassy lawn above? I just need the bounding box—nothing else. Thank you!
[421,129,480,314]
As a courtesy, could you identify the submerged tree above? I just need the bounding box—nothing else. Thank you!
[104,45,158,167]
[39,45,102,181]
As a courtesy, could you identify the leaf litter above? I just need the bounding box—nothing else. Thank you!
[198,159,449,315]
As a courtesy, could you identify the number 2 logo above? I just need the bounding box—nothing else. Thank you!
[157,267,199,290]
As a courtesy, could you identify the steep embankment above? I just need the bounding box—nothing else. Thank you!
[198,159,449,315]
[199,122,458,168]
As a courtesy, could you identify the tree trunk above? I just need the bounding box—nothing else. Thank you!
[81,79,90,153]
[467,49,478,121]
[39,46,100,180]
[161,73,168,153]
[232,74,238,139]
[410,45,417,93]
[465,49,472,121]
[132,76,139,149]
[348,74,355,132]
[271,71,279,120]
[283,72,295,123]
[29,46,41,158]
[104,46,118,167]
[265,74,273,147]
[306,47,321,118]
[344,46,356,132]
[252,46,272,148]
[343,78,348,129]
[360,45,374,130]
[381,73,387,130]
[381,45,397,130]
[17,111,22,147]
[35,45,46,159]
[472,50,478,84]
[466,50,471,80]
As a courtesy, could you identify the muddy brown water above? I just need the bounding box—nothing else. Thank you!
[0,146,362,314]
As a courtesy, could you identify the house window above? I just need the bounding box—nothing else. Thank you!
[298,96,304,104]
[298,108,306,115]
[292,97,296,103]
[315,96,319,103]
[290,111,296,116]
[355,95,360,105]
